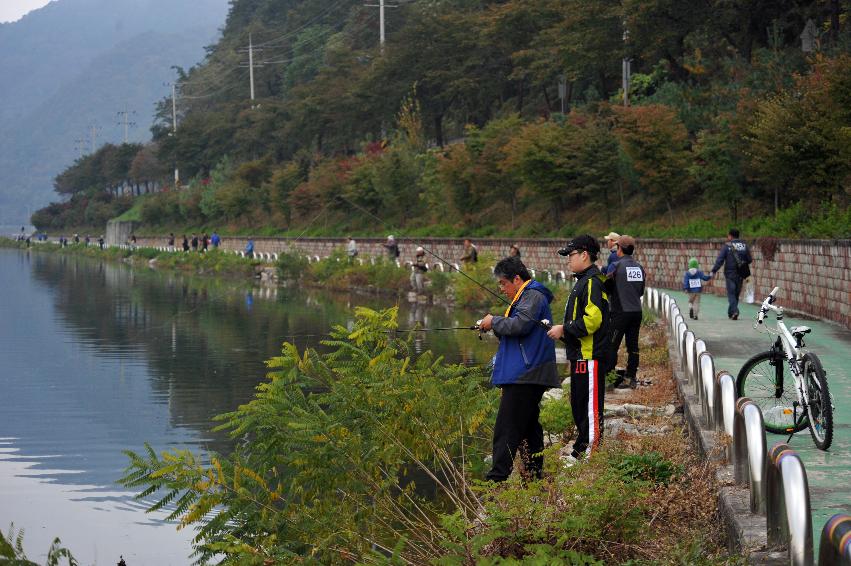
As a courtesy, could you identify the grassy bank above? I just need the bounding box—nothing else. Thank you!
[118,307,738,564]
[0,238,261,278]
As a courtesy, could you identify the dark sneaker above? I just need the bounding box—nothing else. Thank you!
[689,308,694,319]
[616,377,637,390]
[731,313,739,320]
[694,315,699,320]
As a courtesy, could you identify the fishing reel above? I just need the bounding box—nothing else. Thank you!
[475,319,485,340]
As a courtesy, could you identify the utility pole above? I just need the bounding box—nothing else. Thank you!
[88,124,101,153]
[249,33,255,101]
[365,0,397,53]
[239,34,263,106]
[622,22,631,107]
[172,83,179,187]
[74,137,86,157]
[116,105,137,144]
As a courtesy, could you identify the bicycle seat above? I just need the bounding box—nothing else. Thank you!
[791,326,812,337]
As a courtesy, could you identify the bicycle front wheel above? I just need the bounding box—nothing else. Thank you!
[737,350,806,434]
[804,353,833,451]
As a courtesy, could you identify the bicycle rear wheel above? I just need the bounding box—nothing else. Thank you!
[737,350,807,434]
[803,353,833,451]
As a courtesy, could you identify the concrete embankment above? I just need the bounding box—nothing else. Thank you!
[132,235,851,329]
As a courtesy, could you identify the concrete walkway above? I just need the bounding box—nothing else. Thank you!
[664,289,851,548]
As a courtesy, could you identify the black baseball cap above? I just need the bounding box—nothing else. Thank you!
[557,234,600,257]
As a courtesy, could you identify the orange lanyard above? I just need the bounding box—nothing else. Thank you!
[504,279,532,317]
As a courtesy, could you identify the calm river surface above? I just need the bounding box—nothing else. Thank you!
[0,248,496,565]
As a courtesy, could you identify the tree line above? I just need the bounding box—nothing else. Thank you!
[34,0,851,237]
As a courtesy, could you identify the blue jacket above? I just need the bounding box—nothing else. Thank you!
[491,280,560,387]
[712,239,752,276]
[683,270,712,293]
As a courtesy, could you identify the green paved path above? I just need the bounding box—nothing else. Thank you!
[665,289,851,547]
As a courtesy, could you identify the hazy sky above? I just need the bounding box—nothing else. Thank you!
[0,0,52,23]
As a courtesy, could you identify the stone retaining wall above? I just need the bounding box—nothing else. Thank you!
[134,235,851,328]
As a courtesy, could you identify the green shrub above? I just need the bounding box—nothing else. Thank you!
[539,393,573,438]
[612,451,682,485]
[275,249,310,280]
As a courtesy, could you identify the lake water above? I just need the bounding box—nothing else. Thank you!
[0,249,497,565]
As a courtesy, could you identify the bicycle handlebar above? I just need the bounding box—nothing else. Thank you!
[757,286,781,324]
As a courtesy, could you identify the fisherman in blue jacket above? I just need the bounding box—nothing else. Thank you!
[479,256,560,482]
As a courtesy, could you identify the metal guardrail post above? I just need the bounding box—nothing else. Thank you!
[733,398,767,513]
[713,371,725,431]
[676,320,687,354]
[718,371,737,460]
[819,514,851,566]
[692,339,706,390]
[698,352,715,427]
[767,443,814,566]
[681,331,695,383]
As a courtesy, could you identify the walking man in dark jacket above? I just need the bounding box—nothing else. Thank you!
[479,256,560,482]
[546,235,609,464]
[605,235,646,389]
[711,228,752,320]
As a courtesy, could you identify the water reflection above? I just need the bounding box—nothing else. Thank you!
[0,249,499,563]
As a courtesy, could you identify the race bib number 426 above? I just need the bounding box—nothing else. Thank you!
[626,267,644,282]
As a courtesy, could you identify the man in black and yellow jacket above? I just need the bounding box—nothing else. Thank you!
[546,235,610,463]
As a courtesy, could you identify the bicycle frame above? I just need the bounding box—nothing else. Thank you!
[757,288,812,425]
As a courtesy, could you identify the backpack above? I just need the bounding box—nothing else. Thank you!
[728,243,751,279]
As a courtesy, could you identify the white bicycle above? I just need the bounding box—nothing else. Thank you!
[736,286,833,450]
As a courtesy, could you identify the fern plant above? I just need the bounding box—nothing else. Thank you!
[120,307,495,564]
[0,524,77,566]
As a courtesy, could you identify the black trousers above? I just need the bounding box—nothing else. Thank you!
[570,359,604,455]
[486,384,547,482]
[608,311,642,380]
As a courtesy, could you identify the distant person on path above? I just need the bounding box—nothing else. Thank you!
[211,231,221,248]
[84,235,90,247]
[478,256,559,482]
[191,233,199,252]
[74,233,80,244]
[168,233,175,250]
[602,231,620,270]
[129,234,137,249]
[411,247,428,293]
[605,235,645,389]
[711,228,752,320]
[461,239,478,264]
[683,258,712,320]
[182,235,189,252]
[346,236,358,260]
[508,244,521,258]
[98,235,104,250]
[546,235,609,464]
[202,233,209,252]
[383,235,399,261]
[245,238,255,259]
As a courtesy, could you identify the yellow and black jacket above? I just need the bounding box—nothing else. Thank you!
[562,265,610,360]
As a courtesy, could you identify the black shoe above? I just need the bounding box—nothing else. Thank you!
[731,313,738,320]
[694,315,698,320]
[689,308,694,319]
[616,377,637,390]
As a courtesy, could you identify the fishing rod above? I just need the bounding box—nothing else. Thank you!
[331,194,569,343]
[333,194,511,307]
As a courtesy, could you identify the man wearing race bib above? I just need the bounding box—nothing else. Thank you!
[605,235,646,390]
[682,257,712,320]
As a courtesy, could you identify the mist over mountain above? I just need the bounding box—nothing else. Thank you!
[0,0,230,224]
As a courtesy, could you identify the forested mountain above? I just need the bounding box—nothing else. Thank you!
[37,0,851,237]
[0,0,229,224]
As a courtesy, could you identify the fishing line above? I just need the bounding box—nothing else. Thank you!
[333,194,510,306]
